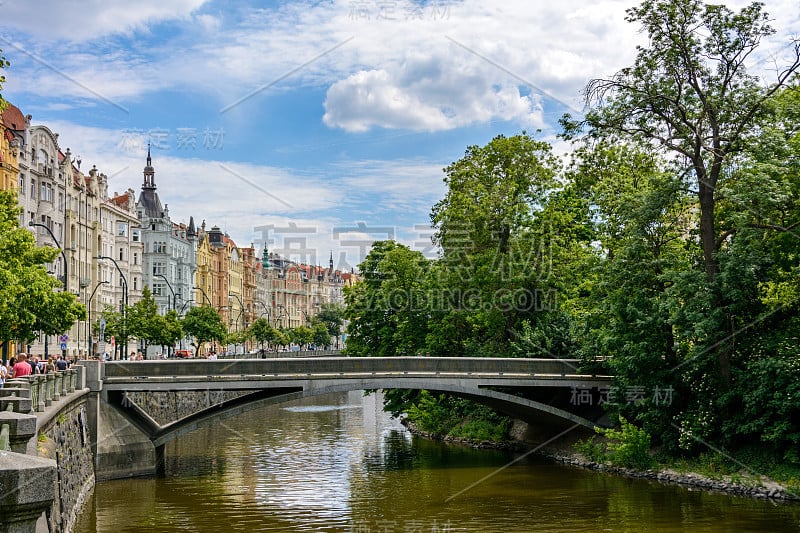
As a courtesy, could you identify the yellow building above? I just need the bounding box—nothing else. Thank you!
[195,221,214,309]
[0,103,24,192]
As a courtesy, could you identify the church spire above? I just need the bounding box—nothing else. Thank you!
[142,142,156,189]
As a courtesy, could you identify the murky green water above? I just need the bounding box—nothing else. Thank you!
[75,391,799,532]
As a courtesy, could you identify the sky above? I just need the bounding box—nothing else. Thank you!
[2,0,798,271]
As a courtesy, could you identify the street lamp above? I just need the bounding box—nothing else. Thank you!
[28,221,68,293]
[255,301,270,321]
[88,280,109,358]
[193,285,211,306]
[97,255,128,360]
[29,221,70,358]
[228,293,245,330]
[229,293,245,354]
[153,273,176,311]
[275,303,285,328]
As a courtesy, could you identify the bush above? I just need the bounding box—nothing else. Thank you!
[594,417,655,469]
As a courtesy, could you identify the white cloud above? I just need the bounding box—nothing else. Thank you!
[7,0,799,131]
[1,0,208,41]
[40,119,446,265]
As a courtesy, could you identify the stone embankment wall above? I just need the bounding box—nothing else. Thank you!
[0,369,93,533]
[37,398,95,533]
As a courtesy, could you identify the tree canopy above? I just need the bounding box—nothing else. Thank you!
[0,190,85,355]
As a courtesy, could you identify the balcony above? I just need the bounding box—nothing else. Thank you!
[79,277,91,288]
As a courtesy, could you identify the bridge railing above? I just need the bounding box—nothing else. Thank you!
[0,369,80,413]
[217,349,343,359]
[101,357,604,380]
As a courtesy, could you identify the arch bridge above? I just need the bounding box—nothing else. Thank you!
[85,357,611,478]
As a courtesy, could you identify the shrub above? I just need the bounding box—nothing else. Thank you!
[596,417,655,469]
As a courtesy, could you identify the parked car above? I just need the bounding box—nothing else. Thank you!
[175,349,193,358]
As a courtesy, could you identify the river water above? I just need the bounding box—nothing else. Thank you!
[75,391,799,532]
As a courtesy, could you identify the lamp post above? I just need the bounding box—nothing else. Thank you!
[255,301,270,321]
[153,273,176,311]
[229,293,245,354]
[193,285,211,306]
[88,280,109,359]
[28,221,68,292]
[97,255,128,360]
[275,303,285,328]
[29,221,69,358]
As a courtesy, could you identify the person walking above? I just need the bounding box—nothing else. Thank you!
[11,353,32,378]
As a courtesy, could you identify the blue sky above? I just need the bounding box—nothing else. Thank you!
[2,0,798,270]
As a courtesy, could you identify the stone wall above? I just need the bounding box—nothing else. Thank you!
[124,390,251,425]
[37,397,95,533]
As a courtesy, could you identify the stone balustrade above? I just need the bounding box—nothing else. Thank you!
[2,368,80,414]
[0,377,58,532]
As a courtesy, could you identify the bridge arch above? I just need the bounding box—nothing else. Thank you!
[112,379,600,449]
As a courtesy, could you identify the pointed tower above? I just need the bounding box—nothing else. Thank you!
[262,246,270,270]
[136,143,164,219]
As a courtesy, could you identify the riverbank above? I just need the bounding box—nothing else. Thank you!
[401,418,800,502]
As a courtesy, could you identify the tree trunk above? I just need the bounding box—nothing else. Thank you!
[696,168,731,385]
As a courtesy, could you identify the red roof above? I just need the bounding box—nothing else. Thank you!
[110,194,128,208]
[1,103,25,131]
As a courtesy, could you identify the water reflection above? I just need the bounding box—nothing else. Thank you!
[75,391,800,533]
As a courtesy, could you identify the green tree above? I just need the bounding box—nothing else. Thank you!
[578,0,800,385]
[289,325,313,349]
[182,305,227,354]
[311,322,330,349]
[152,309,183,356]
[94,305,123,344]
[429,132,560,356]
[248,317,275,352]
[0,190,85,357]
[0,47,9,111]
[314,302,344,346]
[344,241,429,357]
[126,286,161,356]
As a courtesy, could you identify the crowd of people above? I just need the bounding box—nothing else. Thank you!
[0,352,74,388]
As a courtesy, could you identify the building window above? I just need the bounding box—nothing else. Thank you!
[152,283,164,296]
[19,175,25,195]
[133,277,138,290]
[39,183,53,202]
[153,262,165,275]
[132,229,140,242]
[133,252,138,266]
[117,222,128,237]
[58,192,63,211]
[30,180,35,198]
[154,242,166,254]
[119,248,124,261]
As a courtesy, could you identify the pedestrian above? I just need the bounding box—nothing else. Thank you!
[11,353,32,378]
[56,355,68,371]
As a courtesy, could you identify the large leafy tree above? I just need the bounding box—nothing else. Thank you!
[314,302,344,346]
[248,317,276,352]
[0,190,85,357]
[182,305,227,354]
[126,286,161,355]
[429,132,560,356]
[152,309,183,356]
[344,241,429,357]
[578,0,800,385]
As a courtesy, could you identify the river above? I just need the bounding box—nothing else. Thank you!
[75,391,799,532]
